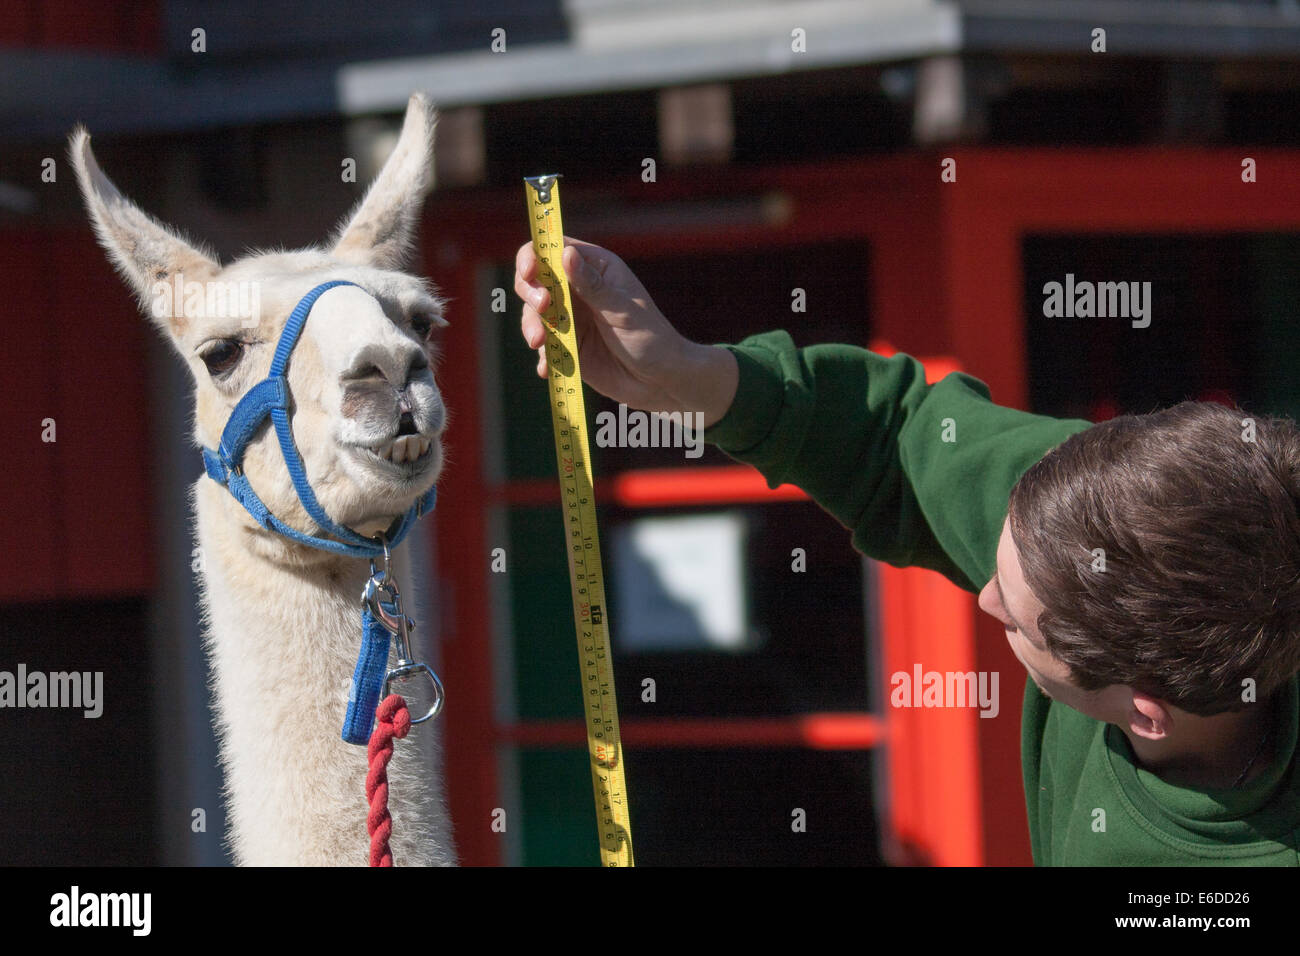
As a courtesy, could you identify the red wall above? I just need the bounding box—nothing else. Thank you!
[0,0,159,54]
[0,229,155,601]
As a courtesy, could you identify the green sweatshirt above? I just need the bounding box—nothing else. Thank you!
[703,330,1300,865]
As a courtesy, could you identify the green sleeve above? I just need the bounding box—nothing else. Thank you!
[702,330,1093,593]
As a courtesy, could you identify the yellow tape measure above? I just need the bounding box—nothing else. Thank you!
[524,174,634,867]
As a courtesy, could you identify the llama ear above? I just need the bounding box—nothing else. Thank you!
[68,126,219,337]
[330,93,437,270]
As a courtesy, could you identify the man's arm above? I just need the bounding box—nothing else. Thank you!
[705,330,1092,592]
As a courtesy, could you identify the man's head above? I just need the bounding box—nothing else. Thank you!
[981,401,1300,721]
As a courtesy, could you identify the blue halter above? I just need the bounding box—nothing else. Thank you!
[200,280,436,558]
[200,280,440,744]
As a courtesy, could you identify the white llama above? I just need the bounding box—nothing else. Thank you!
[70,94,456,865]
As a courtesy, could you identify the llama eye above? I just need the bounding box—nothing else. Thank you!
[200,340,244,378]
[410,313,434,339]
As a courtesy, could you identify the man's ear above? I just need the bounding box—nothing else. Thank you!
[330,92,437,270]
[68,126,220,340]
[1128,693,1174,740]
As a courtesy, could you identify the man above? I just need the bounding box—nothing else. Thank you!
[514,237,1300,865]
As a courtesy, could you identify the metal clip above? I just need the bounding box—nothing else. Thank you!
[383,660,445,725]
[360,534,445,725]
[524,173,561,204]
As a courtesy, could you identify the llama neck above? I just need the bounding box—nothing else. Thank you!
[193,478,452,865]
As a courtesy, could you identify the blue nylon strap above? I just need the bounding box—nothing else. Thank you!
[271,405,375,549]
[201,447,227,485]
[217,377,290,471]
[266,281,378,548]
[343,607,394,744]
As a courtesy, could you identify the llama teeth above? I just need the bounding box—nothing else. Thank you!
[374,435,430,464]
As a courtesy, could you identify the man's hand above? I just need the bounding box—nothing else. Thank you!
[513,237,738,428]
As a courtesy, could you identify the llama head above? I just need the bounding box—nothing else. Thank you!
[70,94,448,544]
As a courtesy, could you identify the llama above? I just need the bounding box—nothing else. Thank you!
[70,94,456,865]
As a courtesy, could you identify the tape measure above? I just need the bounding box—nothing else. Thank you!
[524,174,634,867]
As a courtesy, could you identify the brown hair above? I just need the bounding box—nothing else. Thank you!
[1007,401,1300,716]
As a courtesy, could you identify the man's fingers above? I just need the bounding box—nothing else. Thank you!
[560,236,611,261]
[515,241,538,281]
[514,270,548,313]
[517,237,614,361]
[520,304,547,349]
[562,244,605,292]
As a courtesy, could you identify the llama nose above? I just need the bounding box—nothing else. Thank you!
[344,345,427,388]
[384,348,428,388]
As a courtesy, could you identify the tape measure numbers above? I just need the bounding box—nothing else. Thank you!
[524,174,634,867]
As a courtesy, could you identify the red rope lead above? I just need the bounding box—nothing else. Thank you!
[367,693,411,867]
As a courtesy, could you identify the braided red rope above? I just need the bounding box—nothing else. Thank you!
[367,693,411,867]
